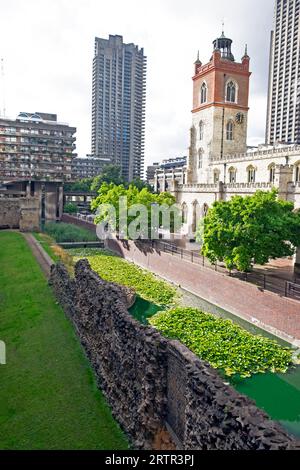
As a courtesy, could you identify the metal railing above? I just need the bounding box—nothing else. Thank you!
[144,239,300,302]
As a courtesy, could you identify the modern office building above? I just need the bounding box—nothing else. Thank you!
[0,112,76,221]
[266,0,300,144]
[150,157,187,190]
[91,35,147,181]
[71,156,111,180]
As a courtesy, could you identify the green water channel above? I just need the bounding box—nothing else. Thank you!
[129,294,300,439]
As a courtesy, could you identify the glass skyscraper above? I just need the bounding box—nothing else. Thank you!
[91,35,147,181]
[266,0,300,145]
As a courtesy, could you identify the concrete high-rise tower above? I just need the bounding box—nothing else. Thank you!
[91,35,147,181]
[266,0,300,145]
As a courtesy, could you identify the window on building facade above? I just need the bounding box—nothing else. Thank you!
[229,167,237,183]
[269,163,276,183]
[295,162,300,182]
[247,166,256,183]
[182,203,188,224]
[213,169,220,183]
[198,149,203,169]
[226,121,234,141]
[203,203,209,217]
[192,200,199,233]
[200,82,207,104]
[226,81,237,103]
[199,121,204,140]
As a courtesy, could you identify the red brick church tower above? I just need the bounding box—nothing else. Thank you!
[188,31,251,184]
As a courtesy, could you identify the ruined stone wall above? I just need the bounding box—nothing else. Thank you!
[0,197,40,231]
[0,199,21,229]
[50,260,300,451]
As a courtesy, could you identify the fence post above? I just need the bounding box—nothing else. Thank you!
[203,255,205,267]
[285,281,288,298]
[215,263,217,271]
[191,252,194,263]
[181,249,183,259]
[263,274,266,290]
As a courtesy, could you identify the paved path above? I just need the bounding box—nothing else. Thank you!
[107,239,300,348]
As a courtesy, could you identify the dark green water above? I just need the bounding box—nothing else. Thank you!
[129,292,300,438]
[129,297,162,325]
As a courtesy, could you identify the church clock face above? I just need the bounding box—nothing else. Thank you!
[235,112,244,125]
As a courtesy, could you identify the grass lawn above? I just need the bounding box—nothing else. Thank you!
[0,232,128,450]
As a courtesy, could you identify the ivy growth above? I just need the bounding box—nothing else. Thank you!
[70,248,178,306]
[150,307,293,378]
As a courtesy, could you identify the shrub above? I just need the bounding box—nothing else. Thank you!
[43,223,97,243]
[64,203,78,214]
[150,307,293,378]
[70,248,178,306]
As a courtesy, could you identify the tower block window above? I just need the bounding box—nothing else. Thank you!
[247,165,256,183]
[226,121,234,141]
[200,83,207,104]
[199,121,204,140]
[226,81,237,103]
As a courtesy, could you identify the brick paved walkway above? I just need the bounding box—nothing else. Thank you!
[107,238,300,347]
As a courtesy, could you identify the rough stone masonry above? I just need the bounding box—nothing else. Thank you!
[50,259,300,450]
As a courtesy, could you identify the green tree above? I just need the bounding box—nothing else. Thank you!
[64,202,78,214]
[64,178,94,193]
[199,190,300,272]
[91,183,177,238]
[91,165,124,192]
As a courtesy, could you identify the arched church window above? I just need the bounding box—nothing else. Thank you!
[226,81,237,103]
[182,203,188,224]
[199,121,204,140]
[295,162,300,182]
[247,165,256,183]
[200,82,207,104]
[192,200,199,233]
[226,121,234,141]
[228,167,237,183]
[203,203,209,217]
[198,149,203,169]
[213,169,220,183]
[268,163,276,183]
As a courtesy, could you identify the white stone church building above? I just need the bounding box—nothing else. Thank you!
[154,32,300,272]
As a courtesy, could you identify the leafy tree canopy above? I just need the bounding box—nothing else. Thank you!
[91,183,177,238]
[91,165,125,192]
[64,178,94,193]
[198,189,300,272]
[65,164,154,194]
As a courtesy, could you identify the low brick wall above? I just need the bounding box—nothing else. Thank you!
[49,259,300,450]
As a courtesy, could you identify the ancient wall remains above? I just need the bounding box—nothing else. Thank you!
[50,259,300,451]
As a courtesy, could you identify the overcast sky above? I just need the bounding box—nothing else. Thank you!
[0,0,275,170]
